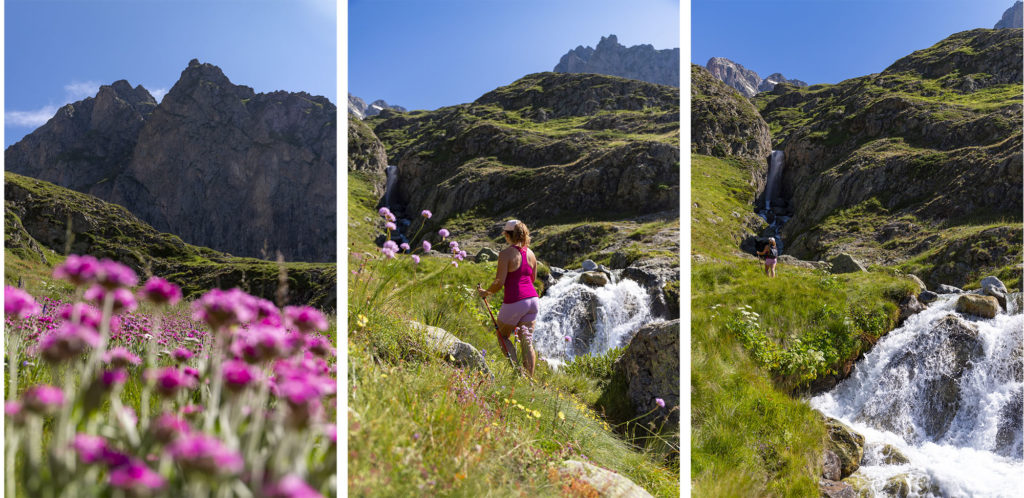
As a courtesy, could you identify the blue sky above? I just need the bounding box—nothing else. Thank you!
[349,0,681,112]
[692,0,1015,85]
[5,0,336,147]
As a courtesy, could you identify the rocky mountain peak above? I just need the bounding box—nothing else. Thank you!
[5,59,336,262]
[554,34,679,87]
[348,93,406,119]
[705,58,807,97]
[883,28,1023,87]
[995,1,1023,28]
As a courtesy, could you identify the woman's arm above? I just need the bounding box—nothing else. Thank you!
[529,250,537,284]
[479,250,511,297]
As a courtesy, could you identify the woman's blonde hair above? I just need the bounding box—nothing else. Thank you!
[505,220,531,247]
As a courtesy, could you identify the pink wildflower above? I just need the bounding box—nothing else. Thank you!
[23,385,64,414]
[439,228,450,239]
[40,322,101,363]
[71,434,108,464]
[139,277,181,305]
[4,286,40,319]
[191,288,257,331]
[148,367,197,397]
[222,359,257,392]
[422,240,432,252]
[284,306,328,334]
[52,254,100,286]
[421,210,432,219]
[264,474,324,498]
[58,303,102,328]
[109,460,165,494]
[104,347,142,368]
[96,259,138,289]
[168,433,243,476]
[83,286,137,314]
[172,347,194,363]
[411,255,421,264]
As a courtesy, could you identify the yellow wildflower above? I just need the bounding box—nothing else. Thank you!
[558,411,565,421]
[356,314,368,328]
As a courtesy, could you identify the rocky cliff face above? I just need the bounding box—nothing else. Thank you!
[5,172,336,309]
[6,60,336,262]
[365,72,678,240]
[758,72,809,93]
[756,29,1022,286]
[348,94,406,120]
[691,64,772,167]
[705,57,761,97]
[995,1,1023,28]
[554,34,680,87]
[705,57,808,97]
[347,116,388,195]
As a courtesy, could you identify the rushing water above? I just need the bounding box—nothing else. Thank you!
[811,295,1024,496]
[764,150,784,210]
[382,165,399,210]
[533,270,655,366]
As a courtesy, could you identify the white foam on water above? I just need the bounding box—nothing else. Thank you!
[811,295,1024,496]
[533,271,654,363]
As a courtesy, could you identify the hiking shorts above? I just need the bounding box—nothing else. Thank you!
[765,258,777,266]
[498,297,540,326]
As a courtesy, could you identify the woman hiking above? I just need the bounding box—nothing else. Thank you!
[477,220,539,377]
[757,237,779,278]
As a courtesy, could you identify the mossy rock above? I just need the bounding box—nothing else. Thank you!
[824,417,865,478]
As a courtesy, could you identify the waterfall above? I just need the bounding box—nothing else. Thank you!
[383,165,398,210]
[811,295,1024,496]
[533,271,655,367]
[765,150,784,210]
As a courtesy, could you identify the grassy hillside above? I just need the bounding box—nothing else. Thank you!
[690,154,918,496]
[348,172,679,496]
[5,172,336,309]
[753,29,1022,289]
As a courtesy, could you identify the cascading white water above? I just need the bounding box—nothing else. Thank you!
[812,295,1024,496]
[533,271,654,366]
[383,165,398,209]
[765,150,784,210]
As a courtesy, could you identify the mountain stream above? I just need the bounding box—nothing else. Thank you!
[532,270,656,368]
[811,295,1024,496]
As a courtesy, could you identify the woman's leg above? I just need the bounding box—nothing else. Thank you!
[495,321,518,367]
[769,262,777,278]
[515,320,537,377]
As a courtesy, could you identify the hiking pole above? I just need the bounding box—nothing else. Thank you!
[478,285,518,370]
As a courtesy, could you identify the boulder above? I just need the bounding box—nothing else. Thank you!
[409,321,489,373]
[579,271,609,287]
[936,284,963,294]
[880,444,910,465]
[549,266,567,279]
[829,254,867,274]
[956,294,1000,318]
[882,473,938,497]
[841,472,874,498]
[556,460,653,498]
[981,275,1009,309]
[825,417,865,478]
[907,274,927,292]
[822,449,842,481]
[581,259,599,271]
[475,247,499,263]
[897,294,926,325]
[819,479,856,498]
[918,290,939,304]
[912,315,983,438]
[615,320,679,432]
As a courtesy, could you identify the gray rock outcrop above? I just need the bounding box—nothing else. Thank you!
[348,94,406,119]
[825,417,865,478]
[995,1,1023,28]
[410,321,489,373]
[829,254,867,274]
[6,59,336,262]
[557,460,653,498]
[956,294,1000,318]
[691,64,772,162]
[705,58,808,97]
[615,319,679,432]
[554,34,679,87]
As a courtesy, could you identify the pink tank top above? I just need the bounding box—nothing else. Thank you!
[503,246,538,304]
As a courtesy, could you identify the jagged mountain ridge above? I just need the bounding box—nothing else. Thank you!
[5,60,336,262]
[554,34,680,87]
[348,94,407,120]
[995,1,1023,28]
[754,28,1022,286]
[705,57,808,98]
[704,56,806,97]
[364,72,679,229]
